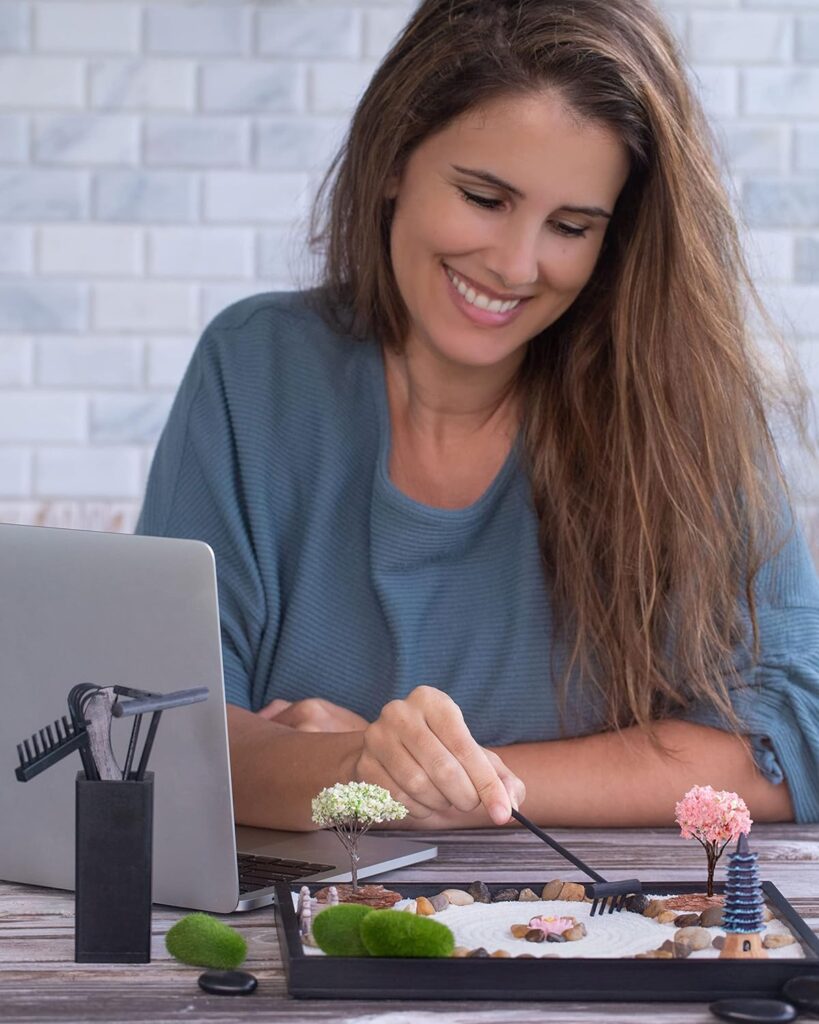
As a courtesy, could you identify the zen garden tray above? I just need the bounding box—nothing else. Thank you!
[274,879,819,1002]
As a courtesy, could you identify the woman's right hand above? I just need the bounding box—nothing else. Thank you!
[354,685,525,825]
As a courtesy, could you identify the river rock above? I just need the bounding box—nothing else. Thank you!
[493,888,519,902]
[712,934,726,950]
[468,881,492,904]
[541,880,564,901]
[624,894,650,915]
[402,900,417,914]
[657,910,678,924]
[558,882,586,901]
[525,928,546,943]
[562,923,587,942]
[429,892,450,912]
[415,896,436,916]
[708,998,797,1023]
[782,975,819,1014]
[636,949,673,959]
[491,949,511,957]
[644,899,667,919]
[511,924,530,938]
[762,933,796,949]
[466,947,489,957]
[700,905,724,927]
[518,888,539,902]
[441,888,474,906]
[546,932,567,943]
[674,913,701,928]
[451,946,471,957]
[674,926,711,951]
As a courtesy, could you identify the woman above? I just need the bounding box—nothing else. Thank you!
[136,0,819,830]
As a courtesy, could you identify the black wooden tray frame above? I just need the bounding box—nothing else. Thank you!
[274,879,819,1002]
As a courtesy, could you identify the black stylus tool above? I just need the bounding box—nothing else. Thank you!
[510,808,642,915]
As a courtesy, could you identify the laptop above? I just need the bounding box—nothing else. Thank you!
[0,523,436,912]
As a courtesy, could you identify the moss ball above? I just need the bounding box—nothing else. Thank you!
[312,903,374,957]
[165,912,247,969]
[360,909,455,958]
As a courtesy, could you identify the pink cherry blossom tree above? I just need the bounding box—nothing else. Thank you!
[674,785,752,897]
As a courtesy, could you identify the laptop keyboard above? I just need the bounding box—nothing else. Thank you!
[237,852,334,894]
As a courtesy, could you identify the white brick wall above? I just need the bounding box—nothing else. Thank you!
[0,0,815,551]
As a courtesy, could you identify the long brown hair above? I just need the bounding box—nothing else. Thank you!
[300,0,810,737]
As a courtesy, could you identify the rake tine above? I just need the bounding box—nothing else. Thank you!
[45,724,55,746]
[62,715,71,735]
[17,743,24,765]
[590,897,599,916]
[23,738,33,761]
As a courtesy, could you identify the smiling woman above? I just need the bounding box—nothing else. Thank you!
[136,0,819,832]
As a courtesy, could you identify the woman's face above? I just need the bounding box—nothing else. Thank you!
[386,90,632,373]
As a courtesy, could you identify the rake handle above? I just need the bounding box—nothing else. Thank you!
[510,808,607,884]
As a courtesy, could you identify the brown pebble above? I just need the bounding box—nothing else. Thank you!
[516,953,537,958]
[540,880,564,901]
[493,888,519,902]
[658,939,675,954]
[562,924,586,942]
[657,910,678,924]
[762,906,773,922]
[557,881,586,901]
[429,892,449,912]
[451,946,471,957]
[510,924,530,939]
[518,888,539,902]
[699,906,724,928]
[441,889,474,906]
[674,913,701,928]
[491,949,511,958]
[712,934,726,950]
[466,946,489,957]
[763,933,796,949]
[644,899,667,919]
[673,942,693,959]
[546,932,567,943]
[468,881,492,904]
[415,896,436,916]
[525,928,546,943]
[674,926,711,951]
[636,949,673,959]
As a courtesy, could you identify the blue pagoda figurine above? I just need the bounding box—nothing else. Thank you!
[719,833,767,959]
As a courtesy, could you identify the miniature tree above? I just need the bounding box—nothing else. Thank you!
[311,782,408,891]
[719,833,767,959]
[674,785,752,897]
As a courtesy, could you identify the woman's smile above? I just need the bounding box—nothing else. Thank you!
[442,262,532,328]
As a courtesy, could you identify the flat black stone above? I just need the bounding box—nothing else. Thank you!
[782,974,819,1013]
[709,998,797,1023]
[198,970,258,996]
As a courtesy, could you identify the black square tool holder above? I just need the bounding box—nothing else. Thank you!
[75,771,154,963]
[14,682,208,965]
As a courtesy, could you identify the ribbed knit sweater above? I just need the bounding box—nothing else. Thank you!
[135,289,819,822]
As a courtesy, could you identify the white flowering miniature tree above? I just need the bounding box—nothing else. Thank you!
[312,782,408,891]
[675,785,752,897]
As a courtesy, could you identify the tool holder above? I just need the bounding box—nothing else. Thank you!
[74,771,154,963]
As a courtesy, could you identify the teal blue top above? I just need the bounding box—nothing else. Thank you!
[135,290,819,822]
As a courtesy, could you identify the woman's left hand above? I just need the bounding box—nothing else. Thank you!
[258,697,369,733]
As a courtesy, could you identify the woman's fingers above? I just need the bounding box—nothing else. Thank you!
[355,747,439,819]
[484,748,527,818]
[359,686,524,825]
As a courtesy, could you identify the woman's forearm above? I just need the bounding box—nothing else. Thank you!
[227,705,364,830]
[493,720,794,828]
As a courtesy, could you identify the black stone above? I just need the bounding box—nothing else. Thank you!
[466,946,489,957]
[782,975,819,1014]
[545,933,567,943]
[624,893,650,915]
[467,881,492,904]
[198,970,258,996]
[492,888,520,902]
[708,998,797,1023]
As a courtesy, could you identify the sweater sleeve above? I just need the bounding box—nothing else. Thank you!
[679,514,819,823]
[134,322,267,711]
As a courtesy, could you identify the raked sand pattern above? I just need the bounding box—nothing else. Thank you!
[294,894,804,959]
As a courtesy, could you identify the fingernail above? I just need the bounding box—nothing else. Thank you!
[491,803,510,824]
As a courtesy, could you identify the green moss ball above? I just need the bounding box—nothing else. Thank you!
[360,910,455,958]
[165,912,247,969]
[311,903,374,957]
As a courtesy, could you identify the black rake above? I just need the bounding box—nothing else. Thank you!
[510,808,643,916]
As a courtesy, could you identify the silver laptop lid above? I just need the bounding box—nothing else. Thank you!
[0,524,240,912]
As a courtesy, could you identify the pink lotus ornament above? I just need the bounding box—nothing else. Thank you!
[675,785,752,897]
[528,915,576,936]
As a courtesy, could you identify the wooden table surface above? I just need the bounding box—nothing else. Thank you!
[3,823,818,1023]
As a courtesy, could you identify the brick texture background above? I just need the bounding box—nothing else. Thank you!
[0,0,817,563]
